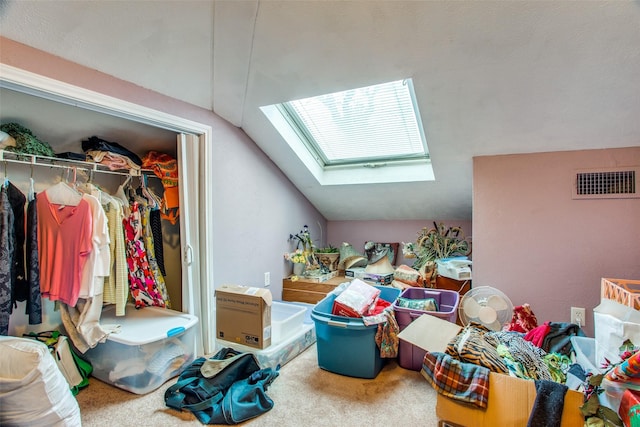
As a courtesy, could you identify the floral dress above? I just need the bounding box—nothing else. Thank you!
[141,203,170,308]
[123,202,165,308]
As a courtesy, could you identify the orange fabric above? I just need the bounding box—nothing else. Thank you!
[142,151,180,224]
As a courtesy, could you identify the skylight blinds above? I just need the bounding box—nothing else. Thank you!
[285,79,428,166]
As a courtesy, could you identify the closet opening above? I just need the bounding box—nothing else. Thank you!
[1,63,215,354]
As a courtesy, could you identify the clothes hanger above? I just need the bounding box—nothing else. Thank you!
[139,174,160,210]
[3,160,8,188]
[28,163,35,201]
[45,167,83,206]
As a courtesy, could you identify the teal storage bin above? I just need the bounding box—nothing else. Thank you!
[311,285,401,379]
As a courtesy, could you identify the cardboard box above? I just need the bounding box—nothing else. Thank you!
[345,268,393,285]
[363,272,393,285]
[345,267,366,279]
[299,271,338,283]
[436,372,584,427]
[215,285,272,349]
[398,314,584,427]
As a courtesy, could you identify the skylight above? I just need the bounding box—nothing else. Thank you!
[281,79,428,167]
[260,78,434,185]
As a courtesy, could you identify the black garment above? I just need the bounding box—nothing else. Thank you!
[82,136,142,166]
[0,185,15,335]
[527,380,568,427]
[26,196,42,325]
[150,209,165,277]
[7,182,27,303]
[541,322,585,356]
[56,152,87,161]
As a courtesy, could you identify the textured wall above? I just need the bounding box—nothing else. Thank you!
[473,148,640,337]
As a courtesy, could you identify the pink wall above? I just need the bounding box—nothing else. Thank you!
[327,219,473,267]
[473,148,640,336]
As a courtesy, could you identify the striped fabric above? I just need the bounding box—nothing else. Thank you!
[421,351,490,408]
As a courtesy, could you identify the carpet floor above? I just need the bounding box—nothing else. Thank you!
[76,343,439,426]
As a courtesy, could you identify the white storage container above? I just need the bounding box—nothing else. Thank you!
[216,322,315,369]
[84,304,198,394]
[571,336,601,375]
[271,301,307,344]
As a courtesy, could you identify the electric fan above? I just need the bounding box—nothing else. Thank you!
[458,286,514,331]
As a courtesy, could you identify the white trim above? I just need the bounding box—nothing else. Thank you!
[0,63,216,355]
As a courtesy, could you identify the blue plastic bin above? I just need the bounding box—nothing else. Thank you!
[311,285,401,379]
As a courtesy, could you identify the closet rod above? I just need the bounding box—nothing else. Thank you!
[0,150,151,178]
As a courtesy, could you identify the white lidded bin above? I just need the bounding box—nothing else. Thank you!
[84,304,198,394]
[271,301,307,344]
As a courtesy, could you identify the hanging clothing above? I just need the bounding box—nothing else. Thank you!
[141,203,170,308]
[149,209,166,277]
[25,196,42,325]
[102,198,129,316]
[78,193,110,299]
[36,191,93,307]
[123,202,165,308]
[0,184,15,335]
[60,295,120,354]
[57,192,114,352]
[141,151,179,224]
[7,182,27,304]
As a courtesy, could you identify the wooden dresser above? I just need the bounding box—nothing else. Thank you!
[282,275,350,304]
[435,275,471,296]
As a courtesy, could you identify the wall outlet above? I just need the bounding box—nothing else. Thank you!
[264,272,271,287]
[571,307,586,327]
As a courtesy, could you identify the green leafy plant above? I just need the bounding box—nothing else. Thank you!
[315,244,338,253]
[402,222,471,270]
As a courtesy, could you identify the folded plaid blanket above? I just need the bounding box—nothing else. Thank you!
[421,351,490,408]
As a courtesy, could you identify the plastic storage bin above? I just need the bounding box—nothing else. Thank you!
[84,304,198,394]
[311,285,401,379]
[601,278,640,310]
[394,288,460,371]
[271,301,307,344]
[571,336,601,375]
[216,322,316,369]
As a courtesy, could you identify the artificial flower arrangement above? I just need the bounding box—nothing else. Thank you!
[580,341,636,426]
[284,225,315,267]
[285,224,328,275]
[288,224,315,252]
[284,249,307,264]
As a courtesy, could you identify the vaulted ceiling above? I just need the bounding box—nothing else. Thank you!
[1,1,639,221]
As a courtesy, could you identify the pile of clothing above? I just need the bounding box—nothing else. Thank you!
[421,304,585,409]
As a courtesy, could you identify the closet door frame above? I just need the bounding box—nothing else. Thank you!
[0,63,215,354]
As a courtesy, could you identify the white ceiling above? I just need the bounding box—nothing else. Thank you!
[1,1,639,221]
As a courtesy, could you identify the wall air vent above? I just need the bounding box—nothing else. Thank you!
[573,167,639,199]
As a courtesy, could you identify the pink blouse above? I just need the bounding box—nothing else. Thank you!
[36,192,93,306]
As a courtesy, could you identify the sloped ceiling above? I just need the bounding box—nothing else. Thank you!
[1,1,639,221]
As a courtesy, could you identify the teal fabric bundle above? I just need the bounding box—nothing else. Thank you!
[396,297,438,312]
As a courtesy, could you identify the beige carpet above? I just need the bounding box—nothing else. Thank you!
[76,343,439,426]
